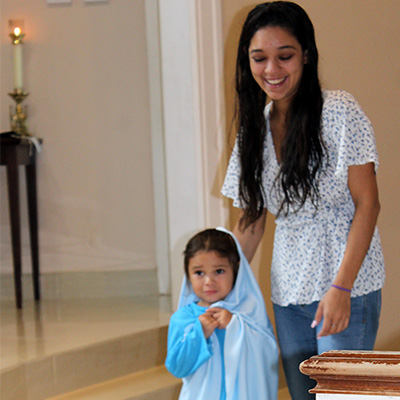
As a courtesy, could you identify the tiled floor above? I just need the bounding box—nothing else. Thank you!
[0,294,172,372]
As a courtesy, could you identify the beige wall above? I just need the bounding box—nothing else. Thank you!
[222,0,400,350]
[0,1,156,272]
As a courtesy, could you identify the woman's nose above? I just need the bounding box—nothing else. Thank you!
[264,59,280,74]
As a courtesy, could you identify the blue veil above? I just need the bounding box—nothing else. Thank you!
[177,227,279,400]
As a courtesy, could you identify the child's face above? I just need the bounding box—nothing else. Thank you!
[188,251,235,307]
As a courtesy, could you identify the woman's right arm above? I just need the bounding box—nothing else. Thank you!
[233,209,267,263]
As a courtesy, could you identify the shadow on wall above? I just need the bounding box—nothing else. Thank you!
[379,334,400,351]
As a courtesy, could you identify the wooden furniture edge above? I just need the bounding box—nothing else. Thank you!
[300,350,400,396]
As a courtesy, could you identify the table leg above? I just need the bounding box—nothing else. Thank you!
[6,151,22,309]
[26,164,40,301]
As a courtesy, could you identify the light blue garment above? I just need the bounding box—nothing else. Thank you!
[166,303,226,399]
[166,227,279,400]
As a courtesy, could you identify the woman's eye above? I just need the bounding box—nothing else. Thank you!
[280,55,293,61]
[252,57,266,63]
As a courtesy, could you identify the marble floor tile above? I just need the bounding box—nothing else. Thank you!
[0,294,172,371]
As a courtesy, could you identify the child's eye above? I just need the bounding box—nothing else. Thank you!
[216,269,226,275]
[194,271,203,276]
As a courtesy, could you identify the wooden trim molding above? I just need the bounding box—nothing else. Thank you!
[300,351,400,396]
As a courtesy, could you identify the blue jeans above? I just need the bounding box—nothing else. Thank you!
[273,290,381,400]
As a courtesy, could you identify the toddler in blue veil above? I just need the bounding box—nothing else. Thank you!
[165,227,279,400]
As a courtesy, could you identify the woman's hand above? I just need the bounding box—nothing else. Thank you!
[205,307,233,330]
[312,286,351,338]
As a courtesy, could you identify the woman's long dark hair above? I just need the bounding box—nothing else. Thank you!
[235,1,324,227]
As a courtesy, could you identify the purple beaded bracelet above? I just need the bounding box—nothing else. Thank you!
[331,284,351,293]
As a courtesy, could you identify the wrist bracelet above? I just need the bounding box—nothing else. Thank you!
[331,284,351,293]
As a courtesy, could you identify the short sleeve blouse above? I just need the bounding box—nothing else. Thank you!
[221,90,385,306]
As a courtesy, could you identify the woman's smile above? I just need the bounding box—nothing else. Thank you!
[265,76,287,86]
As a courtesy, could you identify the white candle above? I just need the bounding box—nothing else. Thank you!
[13,28,23,90]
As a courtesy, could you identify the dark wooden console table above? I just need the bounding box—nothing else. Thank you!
[1,133,42,308]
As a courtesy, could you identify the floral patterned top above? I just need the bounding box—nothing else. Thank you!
[221,90,385,306]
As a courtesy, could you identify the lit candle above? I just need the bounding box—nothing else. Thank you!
[13,27,24,90]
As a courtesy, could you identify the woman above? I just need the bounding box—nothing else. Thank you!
[221,2,385,399]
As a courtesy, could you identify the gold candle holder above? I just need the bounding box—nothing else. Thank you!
[9,89,31,137]
[10,27,25,45]
[8,21,31,137]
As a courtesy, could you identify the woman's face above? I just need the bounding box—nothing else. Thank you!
[249,26,307,110]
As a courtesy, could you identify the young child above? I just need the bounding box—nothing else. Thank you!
[165,227,278,400]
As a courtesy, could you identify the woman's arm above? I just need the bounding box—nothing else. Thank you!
[314,162,380,338]
[233,209,268,263]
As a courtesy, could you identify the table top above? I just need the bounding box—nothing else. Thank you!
[1,132,42,146]
[1,132,43,165]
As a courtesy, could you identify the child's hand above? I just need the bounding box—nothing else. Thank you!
[205,307,233,330]
[199,313,219,338]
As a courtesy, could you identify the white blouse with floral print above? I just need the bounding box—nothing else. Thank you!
[222,90,385,306]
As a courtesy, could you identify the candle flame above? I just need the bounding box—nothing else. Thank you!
[14,27,21,36]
